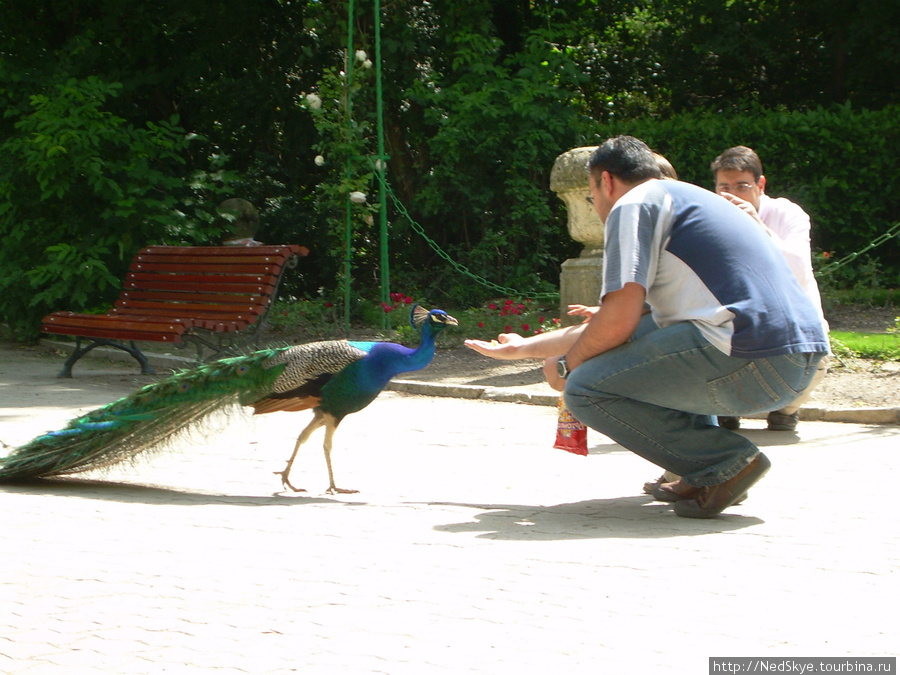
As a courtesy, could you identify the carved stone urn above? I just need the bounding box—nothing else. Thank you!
[550,146,603,324]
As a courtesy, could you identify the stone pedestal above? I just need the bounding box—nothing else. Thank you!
[550,146,603,325]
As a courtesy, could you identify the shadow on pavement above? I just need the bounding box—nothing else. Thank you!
[425,497,764,540]
[0,477,350,506]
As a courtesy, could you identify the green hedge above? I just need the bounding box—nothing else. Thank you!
[593,104,900,285]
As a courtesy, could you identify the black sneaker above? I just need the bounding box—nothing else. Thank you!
[718,416,741,430]
[767,410,799,431]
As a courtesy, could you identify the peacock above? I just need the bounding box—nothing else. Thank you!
[0,305,457,494]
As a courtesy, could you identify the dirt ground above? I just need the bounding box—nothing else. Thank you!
[411,303,900,410]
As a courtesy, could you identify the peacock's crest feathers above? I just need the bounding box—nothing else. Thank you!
[410,304,431,331]
[410,304,458,334]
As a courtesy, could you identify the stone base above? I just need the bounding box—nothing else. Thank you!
[559,255,603,325]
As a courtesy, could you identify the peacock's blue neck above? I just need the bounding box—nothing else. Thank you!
[370,327,438,378]
[320,323,445,418]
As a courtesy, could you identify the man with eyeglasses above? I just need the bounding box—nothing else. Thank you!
[711,146,830,433]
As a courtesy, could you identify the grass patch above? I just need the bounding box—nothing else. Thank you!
[830,331,900,360]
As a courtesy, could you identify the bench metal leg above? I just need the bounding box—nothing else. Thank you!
[57,337,156,378]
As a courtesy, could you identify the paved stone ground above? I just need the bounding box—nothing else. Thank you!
[1,346,898,673]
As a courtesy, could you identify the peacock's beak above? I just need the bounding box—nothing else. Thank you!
[443,314,459,327]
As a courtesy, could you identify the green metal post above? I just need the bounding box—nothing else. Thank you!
[374,0,390,330]
[343,0,356,333]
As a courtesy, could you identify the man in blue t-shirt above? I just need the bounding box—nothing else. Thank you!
[465,136,828,519]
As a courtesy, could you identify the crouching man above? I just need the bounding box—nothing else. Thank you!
[466,136,828,518]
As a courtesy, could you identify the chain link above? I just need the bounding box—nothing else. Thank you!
[373,170,559,300]
[374,163,899,298]
[816,220,900,277]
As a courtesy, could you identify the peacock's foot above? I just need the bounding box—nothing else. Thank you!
[327,486,359,495]
[274,470,307,493]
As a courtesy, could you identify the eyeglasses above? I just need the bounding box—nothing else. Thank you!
[585,196,594,205]
[716,182,757,193]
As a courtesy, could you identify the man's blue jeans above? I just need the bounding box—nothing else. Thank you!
[564,317,825,486]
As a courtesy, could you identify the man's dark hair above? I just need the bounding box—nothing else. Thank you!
[588,136,663,183]
[710,146,764,181]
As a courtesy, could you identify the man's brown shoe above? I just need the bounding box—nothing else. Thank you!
[718,416,741,430]
[767,410,799,431]
[654,479,748,505]
[674,453,771,519]
[652,480,699,502]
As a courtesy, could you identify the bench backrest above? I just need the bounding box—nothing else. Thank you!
[112,245,306,332]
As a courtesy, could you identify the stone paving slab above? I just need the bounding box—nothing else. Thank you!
[1,345,898,673]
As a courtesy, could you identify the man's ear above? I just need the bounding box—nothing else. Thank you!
[601,170,615,194]
[758,175,767,194]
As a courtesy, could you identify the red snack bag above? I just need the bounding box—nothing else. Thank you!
[554,395,588,455]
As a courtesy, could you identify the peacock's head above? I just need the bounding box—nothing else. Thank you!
[410,304,459,334]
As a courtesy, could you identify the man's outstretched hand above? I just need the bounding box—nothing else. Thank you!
[464,333,528,360]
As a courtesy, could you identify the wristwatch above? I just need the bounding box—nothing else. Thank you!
[556,356,570,379]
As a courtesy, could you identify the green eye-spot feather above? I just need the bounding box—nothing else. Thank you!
[0,312,457,494]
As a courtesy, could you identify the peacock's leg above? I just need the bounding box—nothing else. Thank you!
[322,415,358,495]
[276,409,326,492]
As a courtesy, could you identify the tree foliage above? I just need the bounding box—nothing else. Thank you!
[1,0,898,336]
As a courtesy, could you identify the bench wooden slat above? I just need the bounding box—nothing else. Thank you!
[112,309,258,324]
[137,245,305,262]
[126,272,281,286]
[43,313,190,342]
[42,324,185,343]
[113,300,267,316]
[122,280,277,294]
[119,290,272,306]
[130,262,284,275]
[43,312,192,332]
[40,244,307,376]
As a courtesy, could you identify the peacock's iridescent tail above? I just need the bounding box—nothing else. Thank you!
[1,305,458,490]
[0,348,289,481]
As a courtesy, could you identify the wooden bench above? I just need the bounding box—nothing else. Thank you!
[41,244,309,377]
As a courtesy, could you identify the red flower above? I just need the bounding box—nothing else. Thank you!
[478,321,484,328]
[822,251,832,259]
[489,303,497,310]
[324,302,333,308]
[504,325,512,332]
[521,324,530,332]
[381,303,394,313]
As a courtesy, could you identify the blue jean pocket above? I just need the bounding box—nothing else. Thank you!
[707,359,802,415]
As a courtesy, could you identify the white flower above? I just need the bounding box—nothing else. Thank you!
[305,93,322,109]
[349,191,367,204]
[355,50,368,63]
[374,159,385,172]
[362,59,373,70]
[314,155,325,166]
